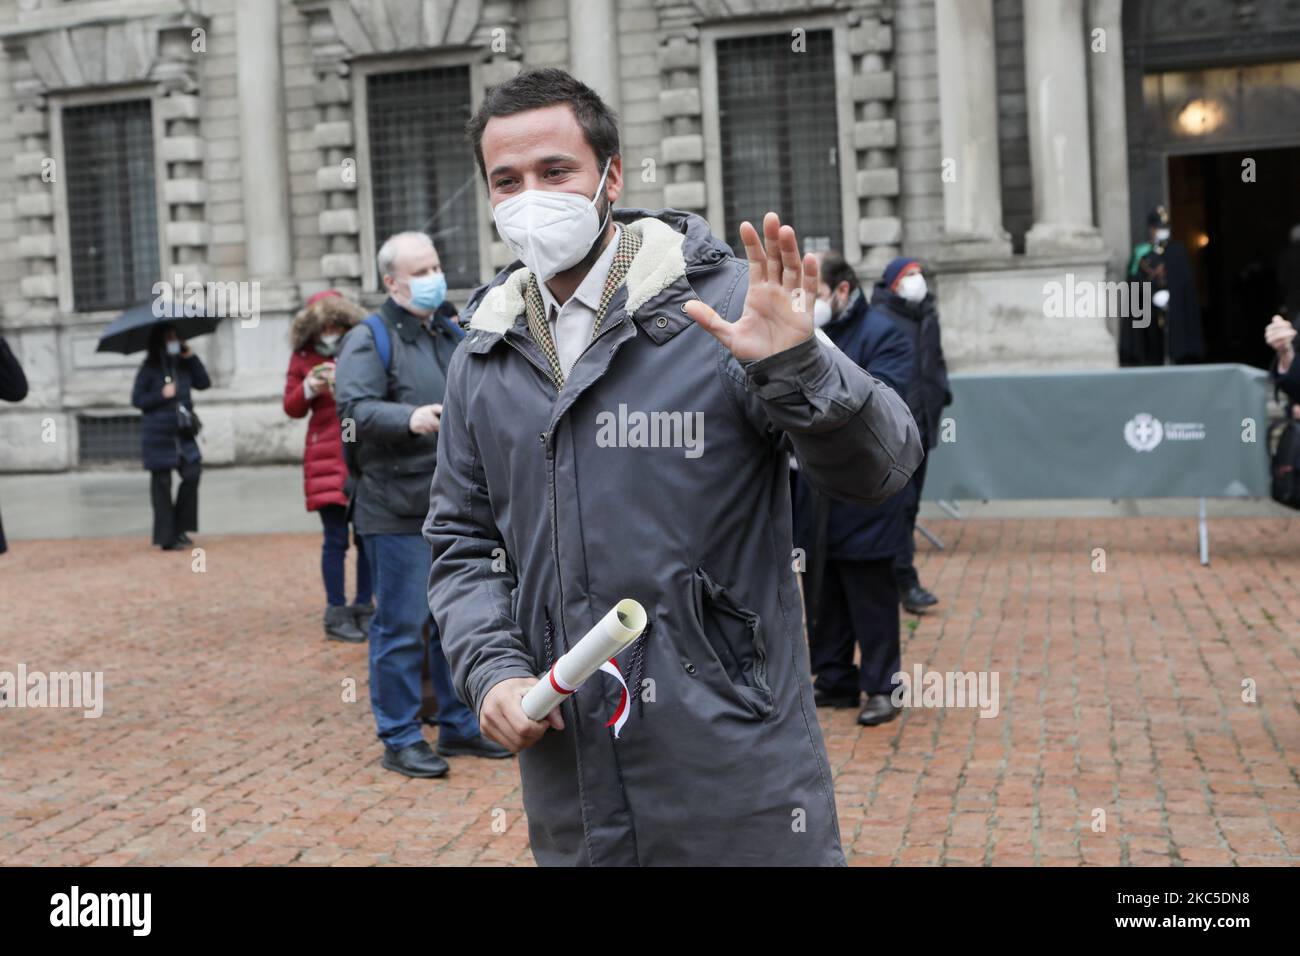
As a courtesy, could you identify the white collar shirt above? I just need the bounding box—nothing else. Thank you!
[538,225,621,379]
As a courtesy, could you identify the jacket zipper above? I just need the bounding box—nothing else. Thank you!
[498,333,569,668]
[499,250,726,683]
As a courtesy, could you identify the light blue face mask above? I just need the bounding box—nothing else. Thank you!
[407,272,447,311]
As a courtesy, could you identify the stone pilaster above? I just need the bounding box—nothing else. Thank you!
[298,3,362,294]
[156,23,211,292]
[933,0,1011,259]
[10,62,57,326]
[656,24,706,216]
[847,7,901,273]
[1023,0,1105,255]
[1087,0,1131,279]
[567,0,621,115]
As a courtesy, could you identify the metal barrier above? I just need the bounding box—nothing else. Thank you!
[922,363,1275,565]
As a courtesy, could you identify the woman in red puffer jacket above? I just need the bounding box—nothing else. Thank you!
[284,290,372,643]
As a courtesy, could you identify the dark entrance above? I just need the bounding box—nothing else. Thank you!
[1123,0,1300,366]
[1166,147,1300,367]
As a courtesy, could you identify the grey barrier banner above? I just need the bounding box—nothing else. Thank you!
[922,363,1273,500]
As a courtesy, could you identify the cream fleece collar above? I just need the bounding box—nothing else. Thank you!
[469,217,688,334]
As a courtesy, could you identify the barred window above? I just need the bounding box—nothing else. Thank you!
[715,30,842,255]
[78,414,141,465]
[62,100,160,312]
[367,66,479,290]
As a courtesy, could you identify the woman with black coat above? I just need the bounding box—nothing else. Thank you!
[131,324,211,550]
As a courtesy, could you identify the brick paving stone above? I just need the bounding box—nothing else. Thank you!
[1,519,1298,865]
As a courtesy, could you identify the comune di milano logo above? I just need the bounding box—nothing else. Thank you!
[1123,412,1206,453]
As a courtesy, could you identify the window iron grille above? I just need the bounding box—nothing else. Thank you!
[716,31,843,258]
[62,100,160,313]
[78,413,142,465]
[367,66,480,290]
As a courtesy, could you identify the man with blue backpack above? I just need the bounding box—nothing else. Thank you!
[335,230,511,777]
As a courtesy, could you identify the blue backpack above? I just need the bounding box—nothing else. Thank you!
[361,308,464,372]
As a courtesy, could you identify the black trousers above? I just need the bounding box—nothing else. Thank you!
[892,453,928,592]
[150,457,201,546]
[809,557,900,697]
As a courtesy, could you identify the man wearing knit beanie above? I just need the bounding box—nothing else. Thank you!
[872,256,952,614]
[793,251,918,727]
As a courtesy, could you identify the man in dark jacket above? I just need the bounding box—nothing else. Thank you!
[793,253,916,727]
[425,68,921,866]
[868,257,951,613]
[335,231,509,778]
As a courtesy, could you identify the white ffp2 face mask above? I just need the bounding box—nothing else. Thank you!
[492,160,612,281]
[813,297,833,328]
[897,273,927,303]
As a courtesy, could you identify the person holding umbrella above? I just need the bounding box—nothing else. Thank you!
[130,324,211,550]
[98,301,220,550]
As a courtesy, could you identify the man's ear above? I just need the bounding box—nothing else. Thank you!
[605,154,623,204]
[836,280,852,302]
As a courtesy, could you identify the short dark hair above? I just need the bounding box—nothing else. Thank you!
[820,252,859,293]
[466,67,620,181]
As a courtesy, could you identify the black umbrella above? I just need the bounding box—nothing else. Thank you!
[95,302,223,355]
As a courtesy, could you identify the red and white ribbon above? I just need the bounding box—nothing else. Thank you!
[599,658,630,738]
[547,666,577,696]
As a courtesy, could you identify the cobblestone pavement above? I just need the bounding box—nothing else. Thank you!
[2,519,1297,866]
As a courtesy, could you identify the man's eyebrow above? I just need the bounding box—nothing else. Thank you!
[487,154,581,179]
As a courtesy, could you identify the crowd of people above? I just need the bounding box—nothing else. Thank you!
[4,64,1299,866]
[266,241,949,769]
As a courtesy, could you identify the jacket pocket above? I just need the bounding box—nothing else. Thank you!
[381,460,435,519]
[689,565,773,719]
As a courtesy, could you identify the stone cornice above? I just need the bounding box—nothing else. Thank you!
[290,0,489,57]
[0,1,207,92]
[0,0,195,40]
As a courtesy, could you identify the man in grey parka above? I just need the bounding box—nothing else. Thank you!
[424,68,921,866]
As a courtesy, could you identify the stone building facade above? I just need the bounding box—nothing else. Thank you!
[1,0,1299,471]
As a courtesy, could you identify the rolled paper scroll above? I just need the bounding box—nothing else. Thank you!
[521,599,647,732]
